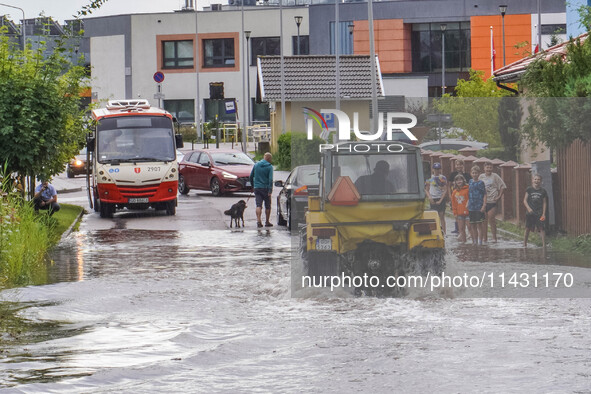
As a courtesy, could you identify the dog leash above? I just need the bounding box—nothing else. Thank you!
[246,192,254,205]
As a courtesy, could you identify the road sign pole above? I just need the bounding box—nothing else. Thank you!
[158,84,162,108]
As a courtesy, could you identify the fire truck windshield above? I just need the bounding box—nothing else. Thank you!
[96,116,175,163]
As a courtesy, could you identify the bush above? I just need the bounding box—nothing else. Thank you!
[276,132,324,170]
[178,124,198,143]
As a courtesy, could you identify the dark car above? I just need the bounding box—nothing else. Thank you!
[275,164,320,230]
[178,149,254,196]
[66,147,90,178]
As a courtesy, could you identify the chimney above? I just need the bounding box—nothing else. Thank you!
[183,0,194,11]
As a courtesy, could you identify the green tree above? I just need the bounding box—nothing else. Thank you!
[0,29,89,181]
[521,35,591,148]
[435,69,513,149]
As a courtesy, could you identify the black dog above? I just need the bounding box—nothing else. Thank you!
[224,200,247,228]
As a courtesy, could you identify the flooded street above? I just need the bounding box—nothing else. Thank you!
[1,193,590,392]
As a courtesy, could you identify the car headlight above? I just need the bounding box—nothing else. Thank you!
[75,160,83,166]
[222,171,238,180]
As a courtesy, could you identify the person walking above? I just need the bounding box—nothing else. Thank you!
[33,178,61,215]
[468,165,486,245]
[479,161,506,243]
[451,174,469,243]
[249,152,274,228]
[523,173,548,248]
[425,162,448,234]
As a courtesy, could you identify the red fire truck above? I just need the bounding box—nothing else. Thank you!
[87,99,183,218]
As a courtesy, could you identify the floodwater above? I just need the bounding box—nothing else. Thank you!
[1,224,590,392]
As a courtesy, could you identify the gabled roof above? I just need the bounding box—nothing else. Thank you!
[493,33,588,83]
[257,55,385,102]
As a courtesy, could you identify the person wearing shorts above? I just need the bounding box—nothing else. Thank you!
[523,174,548,248]
[479,162,507,242]
[425,162,448,234]
[249,152,274,228]
[468,165,487,245]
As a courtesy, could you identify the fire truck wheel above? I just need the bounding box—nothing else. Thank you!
[166,199,176,215]
[210,177,222,197]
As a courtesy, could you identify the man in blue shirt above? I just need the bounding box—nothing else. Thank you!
[249,152,274,228]
[34,178,60,215]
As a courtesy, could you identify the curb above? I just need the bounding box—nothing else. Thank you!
[59,208,85,243]
[57,187,83,194]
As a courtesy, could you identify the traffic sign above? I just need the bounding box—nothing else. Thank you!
[153,71,165,83]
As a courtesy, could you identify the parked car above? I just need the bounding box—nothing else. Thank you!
[419,139,488,151]
[178,149,254,196]
[275,164,320,230]
[66,147,90,178]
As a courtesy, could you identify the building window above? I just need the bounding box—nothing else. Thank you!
[251,99,270,122]
[411,22,470,73]
[251,37,280,65]
[204,99,237,123]
[203,38,235,68]
[292,35,310,55]
[164,99,195,124]
[162,40,194,69]
[540,24,566,35]
[330,21,354,55]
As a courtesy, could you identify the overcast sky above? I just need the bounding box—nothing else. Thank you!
[3,0,217,24]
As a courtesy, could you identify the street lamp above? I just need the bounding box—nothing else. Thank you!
[440,23,446,96]
[348,23,354,54]
[245,30,251,130]
[499,5,507,66]
[294,15,303,55]
[0,2,25,49]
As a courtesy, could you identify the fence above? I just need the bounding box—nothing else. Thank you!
[423,141,591,236]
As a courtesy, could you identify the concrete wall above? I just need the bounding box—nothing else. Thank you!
[382,76,428,97]
[90,35,126,101]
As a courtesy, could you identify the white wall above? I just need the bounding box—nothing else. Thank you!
[91,35,126,102]
[382,76,429,98]
[531,13,568,52]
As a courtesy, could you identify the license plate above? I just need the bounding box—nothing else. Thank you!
[128,198,149,203]
[316,238,332,251]
[245,181,251,187]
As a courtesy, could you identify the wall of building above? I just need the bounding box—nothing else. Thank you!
[85,15,132,100]
[90,35,126,100]
[382,76,428,98]
[471,14,531,79]
[353,19,412,74]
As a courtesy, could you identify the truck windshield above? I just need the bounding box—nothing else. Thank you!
[331,152,420,197]
[96,116,175,163]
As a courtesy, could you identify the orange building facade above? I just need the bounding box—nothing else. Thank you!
[350,15,531,79]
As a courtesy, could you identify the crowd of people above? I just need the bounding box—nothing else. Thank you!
[426,158,548,248]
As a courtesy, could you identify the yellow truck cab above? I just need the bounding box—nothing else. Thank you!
[301,141,445,296]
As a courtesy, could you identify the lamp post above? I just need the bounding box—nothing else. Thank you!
[440,23,446,96]
[348,23,354,53]
[439,23,447,148]
[499,5,507,66]
[245,30,251,131]
[0,3,25,49]
[294,16,302,55]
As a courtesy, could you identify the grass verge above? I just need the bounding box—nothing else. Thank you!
[51,204,84,244]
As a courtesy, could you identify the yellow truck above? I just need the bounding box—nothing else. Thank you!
[301,141,445,296]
